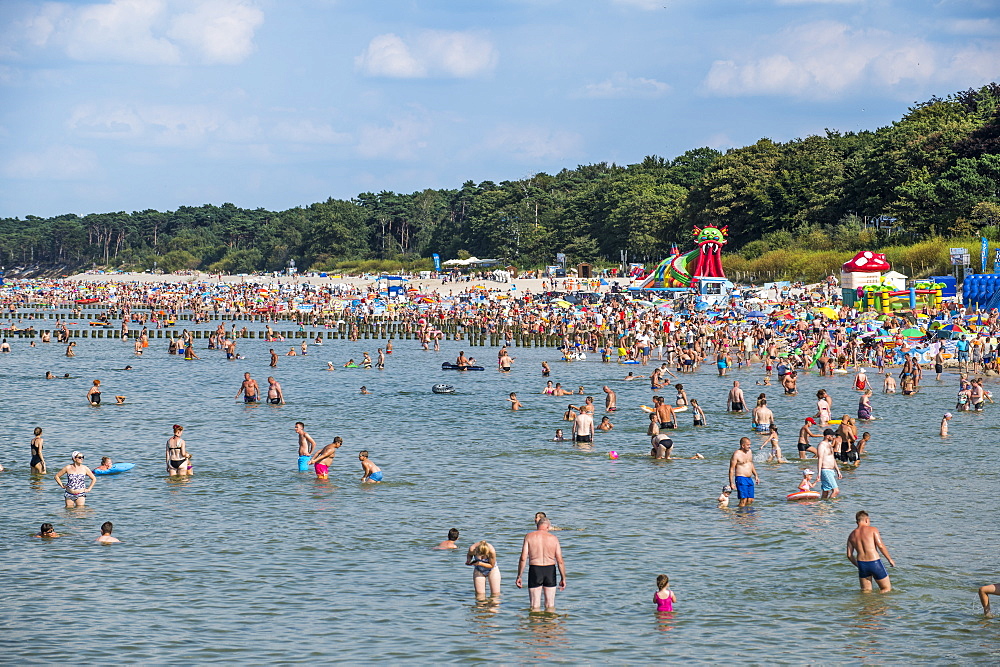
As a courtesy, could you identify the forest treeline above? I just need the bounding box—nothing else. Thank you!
[2,83,999,279]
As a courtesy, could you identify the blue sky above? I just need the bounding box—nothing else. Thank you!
[0,0,998,218]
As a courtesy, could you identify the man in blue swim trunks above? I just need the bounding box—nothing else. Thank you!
[847,510,895,593]
[294,421,316,471]
[728,437,759,507]
[816,430,842,498]
[359,450,382,483]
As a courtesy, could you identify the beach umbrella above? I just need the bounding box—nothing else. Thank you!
[554,300,573,308]
[747,310,767,318]
[900,327,924,338]
[940,323,966,332]
[815,306,838,319]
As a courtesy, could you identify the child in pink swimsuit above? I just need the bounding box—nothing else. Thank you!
[653,574,676,611]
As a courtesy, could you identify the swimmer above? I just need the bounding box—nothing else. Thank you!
[941,412,952,437]
[597,416,613,431]
[797,418,819,459]
[508,392,521,410]
[435,528,460,550]
[30,427,46,474]
[326,361,335,371]
[760,424,787,463]
[86,379,102,406]
[165,424,192,476]
[553,429,565,442]
[691,399,707,427]
[343,359,357,368]
[287,347,297,356]
[266,376,285,404]
[360,386,371,394]
[307,437,342,480]
[883,372,896,394]
[54,451,95,508]
[359,450,382,483]
[96,521,121,544]
[94,456,113,472]
[34,523,61,538]
[270,349,278,367]
[980,583,998,615]
[541,361,550,376]
[295,422,317,471]
[235,372,260,403]
[653,574,677,612]
[362,352,372,368]
[603,385,617,411]
[114,395,126,404]
[847,510,895,593]
[563,404,577,421]
[717,485,732,508]
[797,469,816,493]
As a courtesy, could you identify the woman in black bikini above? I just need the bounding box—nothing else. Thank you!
[165,424,192,477]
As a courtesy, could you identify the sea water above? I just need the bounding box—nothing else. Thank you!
[1,332,998,662]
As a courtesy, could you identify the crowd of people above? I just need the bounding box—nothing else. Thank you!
[3,275,997,615]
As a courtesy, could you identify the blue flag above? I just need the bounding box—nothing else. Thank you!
[982,237,989,273]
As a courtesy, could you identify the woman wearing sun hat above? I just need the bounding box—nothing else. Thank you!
[54,451,96,508]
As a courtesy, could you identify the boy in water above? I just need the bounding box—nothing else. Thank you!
[359,450,383,483]
[97,521,121,544]
[34,523,60,538]
[717,485,732,508]
[508,392,522,410]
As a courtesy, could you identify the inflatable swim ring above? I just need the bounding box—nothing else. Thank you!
[673,405,689,412]
[620,360,640,364]
[640,405,654,413]
[786,490,821,501]
[432,384,455,394]
[828,419,842,425]
[93,462,135,476]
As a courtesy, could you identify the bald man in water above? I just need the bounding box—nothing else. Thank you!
[516,517,566,611]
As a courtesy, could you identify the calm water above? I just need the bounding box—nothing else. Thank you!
[2,325,998,663]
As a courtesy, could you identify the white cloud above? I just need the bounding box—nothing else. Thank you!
[167,0,264,65]
[482,124,583,162]
[356,114,432,160]
[2,145,100,179]
[3,0,262,65]
[356,31,497,79]
[702,20,1000,99]
[581,71,671,98]
[355,34,426,78]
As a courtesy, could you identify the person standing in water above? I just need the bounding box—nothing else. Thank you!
[86,379,102,406]
[846,510,895,593]
[30,427,46,474]
[266,376,284,405]
[236,372,259,403]
[165,424,192,476]
[295,422,316,471]
[307,437,342,480]
[515,517,566,611]
[466,539,501,600]
[359,450,383,483]
[727,437,759,507]
[54,451,96,508]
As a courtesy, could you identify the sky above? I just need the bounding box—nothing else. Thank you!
[0,0,998,219]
